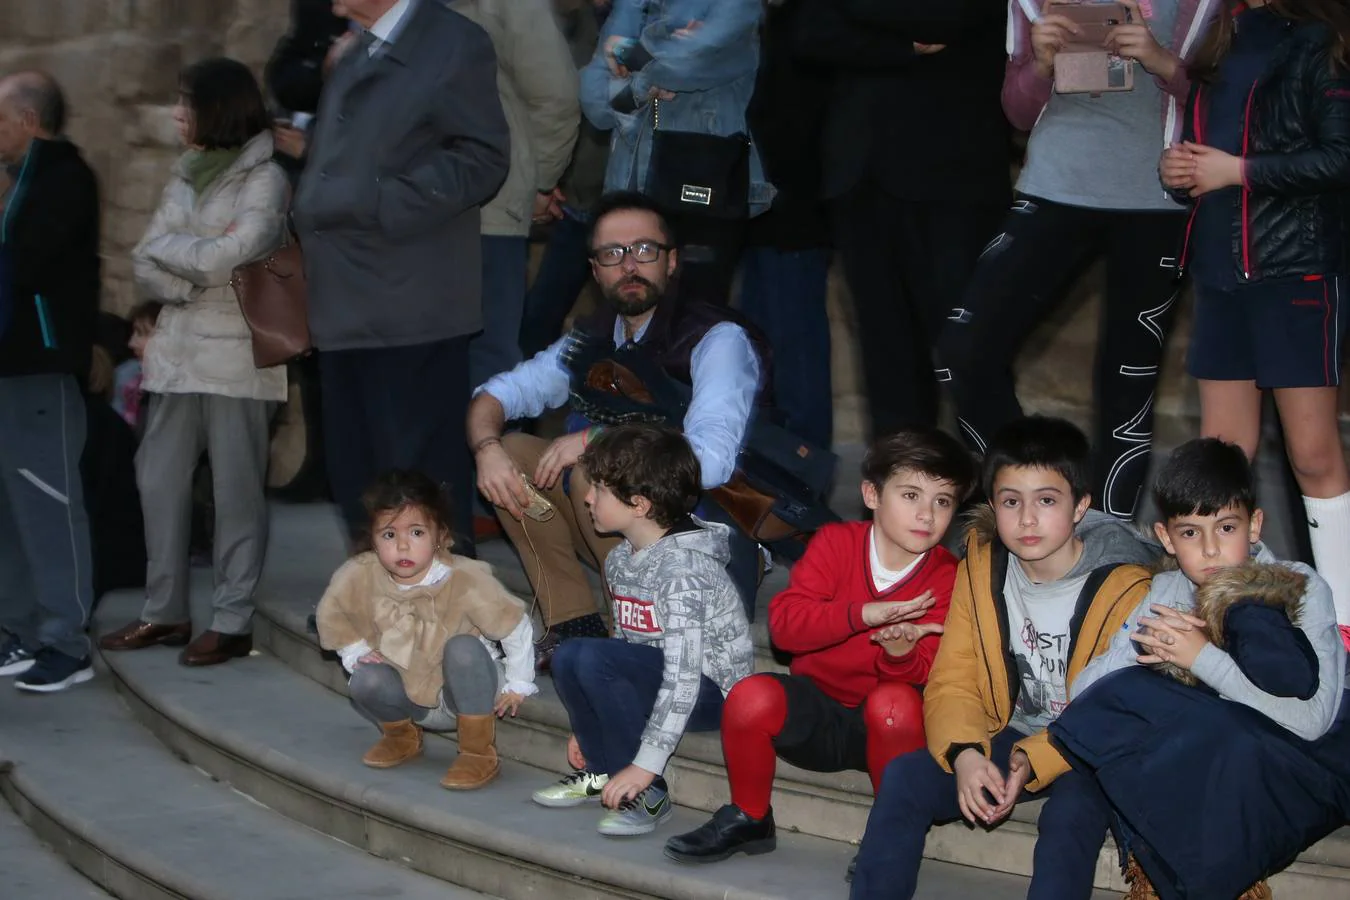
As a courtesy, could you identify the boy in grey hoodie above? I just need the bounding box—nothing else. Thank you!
[532,424,754,837]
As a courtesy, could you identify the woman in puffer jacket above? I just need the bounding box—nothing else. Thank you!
[100,58,288,668]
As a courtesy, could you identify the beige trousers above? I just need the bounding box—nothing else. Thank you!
[494,433,619,627]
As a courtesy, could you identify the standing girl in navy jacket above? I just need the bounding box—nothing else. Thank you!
[1162,0,1350,651]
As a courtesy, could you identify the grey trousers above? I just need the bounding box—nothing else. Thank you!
[348,634,501,730]
[0,375,94,660]
[136,392,272,635]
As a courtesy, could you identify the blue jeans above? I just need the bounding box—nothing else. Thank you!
[520,213,593,360]
[851,727,1111,900]
[550,638,725,776]
[469,235,529,389]
[737,246,833,448]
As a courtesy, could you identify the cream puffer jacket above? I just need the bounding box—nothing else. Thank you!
[134,131,288,402]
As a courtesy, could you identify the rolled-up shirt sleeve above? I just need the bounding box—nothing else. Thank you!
[683,322,761,489]
[475,336,573,421]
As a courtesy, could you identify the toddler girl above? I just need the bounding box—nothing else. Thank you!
[317,469,537,790]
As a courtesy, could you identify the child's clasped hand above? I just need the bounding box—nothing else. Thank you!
[1134,605,1210,670]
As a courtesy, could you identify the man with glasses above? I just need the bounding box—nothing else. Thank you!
[467,191,764,669]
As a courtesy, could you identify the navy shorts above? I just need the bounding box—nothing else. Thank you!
[1187,274,1348,388]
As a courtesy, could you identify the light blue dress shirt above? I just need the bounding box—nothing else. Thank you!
[476,317,761,489]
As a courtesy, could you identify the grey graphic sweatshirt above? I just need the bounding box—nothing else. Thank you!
[603,518,754,774]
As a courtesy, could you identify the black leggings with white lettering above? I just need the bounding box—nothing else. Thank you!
[938,196,1188,519]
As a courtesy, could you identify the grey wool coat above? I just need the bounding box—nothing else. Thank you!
[292,0,511,351]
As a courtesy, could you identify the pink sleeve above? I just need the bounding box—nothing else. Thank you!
[1001,4,1053,131]
[1339,625,1350,653]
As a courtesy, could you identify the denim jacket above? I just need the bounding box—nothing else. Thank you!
[579,0,774,216]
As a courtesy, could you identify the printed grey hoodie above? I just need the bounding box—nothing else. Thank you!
[604,517,754,775]
[1072,542,1348,741]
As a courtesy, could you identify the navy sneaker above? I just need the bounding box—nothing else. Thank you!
[14,648,94,693]
[0,632,35,677]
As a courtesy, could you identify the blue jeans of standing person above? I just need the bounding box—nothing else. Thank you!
[520,213,593,360]
[737,246,833,449]
[851,727,1111,900]
[470,235,530,389]
[550,638,725,776]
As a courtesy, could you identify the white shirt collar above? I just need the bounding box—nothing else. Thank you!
[395,558,452,591]
[368,0,413,50]
[869,526,924,592]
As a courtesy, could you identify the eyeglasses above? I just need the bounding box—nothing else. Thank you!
[590,241,671,267]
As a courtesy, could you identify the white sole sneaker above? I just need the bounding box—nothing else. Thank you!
[15,667,94,693]
[0,658,35,677]
[596,791,673,837]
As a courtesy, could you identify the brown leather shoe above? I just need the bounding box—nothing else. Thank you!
[440,714,499,790]
[363,719,423,769]
[178,630,253,667]
[99,620,192,651]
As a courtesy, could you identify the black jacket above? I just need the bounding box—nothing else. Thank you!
[795,0,1011,204]
[745,0,833,250]
[1180,21,1350,282]
[0,138,101,382]
[265,0,350,114]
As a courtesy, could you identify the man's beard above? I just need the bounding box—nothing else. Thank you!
[603,275,664,318]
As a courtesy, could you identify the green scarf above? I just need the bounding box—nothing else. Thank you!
[183,147,243,195]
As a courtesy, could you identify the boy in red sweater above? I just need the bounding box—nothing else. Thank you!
[664,427,976,871]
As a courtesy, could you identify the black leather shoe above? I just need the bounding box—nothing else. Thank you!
[664,804,776,863]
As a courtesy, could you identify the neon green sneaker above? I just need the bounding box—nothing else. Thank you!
[531,770,610,808]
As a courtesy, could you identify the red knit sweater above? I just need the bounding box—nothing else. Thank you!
[767,521,956,708]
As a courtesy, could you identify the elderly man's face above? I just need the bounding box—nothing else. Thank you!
[333,0,395,28]
[0,93,34,166]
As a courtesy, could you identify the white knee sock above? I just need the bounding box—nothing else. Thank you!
[1303,490,1350,627]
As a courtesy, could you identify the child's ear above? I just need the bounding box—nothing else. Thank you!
[1153,521,1176,556]
[1073,493,1092,524]
[630,494,654,520]
[1248,508,1264,545]
[861,480,881,512]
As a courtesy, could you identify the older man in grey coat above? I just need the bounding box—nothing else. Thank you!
[293,0,510,555]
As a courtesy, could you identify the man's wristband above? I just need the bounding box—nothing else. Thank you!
[473,436,502,455]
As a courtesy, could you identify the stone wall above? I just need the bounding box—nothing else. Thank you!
[0,0,290,315]
[3,2,1340,448]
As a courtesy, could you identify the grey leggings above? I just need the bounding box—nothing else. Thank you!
[348,634,498,728]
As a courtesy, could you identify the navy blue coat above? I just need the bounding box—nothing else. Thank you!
[1050,667,1350,899]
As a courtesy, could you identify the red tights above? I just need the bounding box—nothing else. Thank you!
[721,674,926,820]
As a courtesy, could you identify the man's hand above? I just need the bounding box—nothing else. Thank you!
[860,591,936,628]
[953,748,1006,825]
[566,733,587,770]
[601,763,656,808]
[644,87,677,102]
[1135,605,1210,670]
[872,621,945,658]
[476,443,531,520]
[1105,0,1177,80]
[914,43,947,55]
[532,188,566,225]
[1031,2,1083,79]
[1160,144,1197,190]
[323,30,358,77]
[273,124,307,160]
[1179,142,1244,197]
[991,750,1033,822]
[534,432,587,491]
[494,691,527,719]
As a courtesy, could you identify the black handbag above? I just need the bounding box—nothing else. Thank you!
[644,99,750,220]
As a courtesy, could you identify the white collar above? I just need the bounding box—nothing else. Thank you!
[395,558,452,591]
[369,0,413,48]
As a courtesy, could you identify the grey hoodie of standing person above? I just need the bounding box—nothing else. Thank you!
[603,517,754,775]
[1072,542,1348,741]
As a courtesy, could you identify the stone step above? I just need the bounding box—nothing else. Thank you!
[94,591,1118,900]
[249,585,1350,897]
[0,788,110,899]
[0,675,494,900]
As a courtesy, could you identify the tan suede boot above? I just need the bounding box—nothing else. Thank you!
[440,714,500,790]
[1237,881,1273,900]
[362,719,423,769]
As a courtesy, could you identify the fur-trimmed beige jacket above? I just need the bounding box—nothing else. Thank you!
[315,553,528,707]
[134,131,288,402]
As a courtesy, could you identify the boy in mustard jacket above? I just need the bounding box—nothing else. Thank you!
[849,417,1154,900]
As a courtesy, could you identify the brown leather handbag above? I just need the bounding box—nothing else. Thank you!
[230,240,311,369]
